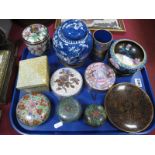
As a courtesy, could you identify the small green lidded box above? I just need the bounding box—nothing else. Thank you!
[16,56,49,93]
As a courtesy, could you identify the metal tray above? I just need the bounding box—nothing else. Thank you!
[10,47,155,135]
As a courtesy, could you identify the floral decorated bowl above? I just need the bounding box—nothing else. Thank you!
[22,24,50,56]
[53,19,93,67]
[109,39,147,75]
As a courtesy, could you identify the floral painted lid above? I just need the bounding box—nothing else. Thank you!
[22,24,48,44]
[50,68,83,97]
[85,62,116,91]
[84,104,107,127]
[61,19,88,40]
[16,93,51,127]
[57,97,82,122]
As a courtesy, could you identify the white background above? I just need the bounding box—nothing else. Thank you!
[0,0,155,155]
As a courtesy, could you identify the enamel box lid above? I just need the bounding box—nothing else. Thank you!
[85,62,116,91]
[50,68,83,97]
[16,93,51,127]
[22,24,48,44]
[57,97,82,122]
[84,104,107,127]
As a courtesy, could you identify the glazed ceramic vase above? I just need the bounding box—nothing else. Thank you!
[53,19,93,67]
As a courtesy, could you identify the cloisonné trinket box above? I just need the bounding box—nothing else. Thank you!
[85,62,116,91]
[16,56,49,93]
[84,104,107,127]
[16,93,51,127]
[57,97,82,122]
[53,19,93,67]
[109,39,147,75]
[22,24,50,56]
[50,67,83,97]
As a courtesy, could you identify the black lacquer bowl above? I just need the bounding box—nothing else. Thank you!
[104,83,154,133]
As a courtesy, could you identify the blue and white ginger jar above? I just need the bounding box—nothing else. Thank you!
[53,19,93,67]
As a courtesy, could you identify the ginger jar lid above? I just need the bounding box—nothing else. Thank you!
[16,93,51,127]
[85,62,116,91]
[50,67,83,97]
[22,24,48,44]
[61,19,88,40]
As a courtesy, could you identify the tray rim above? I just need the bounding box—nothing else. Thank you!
[9,48,155,135]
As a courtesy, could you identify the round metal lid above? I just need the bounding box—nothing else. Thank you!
[84,104,107,127]
[57,97,82,122]
[51,67,83,97]
[22,24,48,44]
[16,93,51,127]
[85,62,116,91]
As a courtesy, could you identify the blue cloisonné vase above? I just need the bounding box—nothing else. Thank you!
[53,19,93,67]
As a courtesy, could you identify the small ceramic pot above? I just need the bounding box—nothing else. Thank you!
[93,30,113,59]
[109,39,147,75]
[85,62,116,91]
[53,19,93,67]
[16,93,51,127]
[84,104,107,127]
[50,67,83,98]
[22,24,50,56]
[57,97,82,122]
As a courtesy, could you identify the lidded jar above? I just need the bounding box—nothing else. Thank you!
[22,24,50,56]
[53,19,93,67]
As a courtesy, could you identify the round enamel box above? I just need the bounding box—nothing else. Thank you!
[22,24,50,56]
[50,67,83,97]
[84,104,107,127]
[16,93,51,127]
[85,62,116,91]
[57,97,82,122]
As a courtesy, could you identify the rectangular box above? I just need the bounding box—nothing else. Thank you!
[16,56,49,93]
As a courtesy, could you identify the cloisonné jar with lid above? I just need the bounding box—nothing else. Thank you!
[53,19,93,67]
[22,24,50,56]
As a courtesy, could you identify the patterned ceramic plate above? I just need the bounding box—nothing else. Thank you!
[104,83,154,133]
[85,62,116,91]
[16,93,51,127]
[50,67,83,97]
